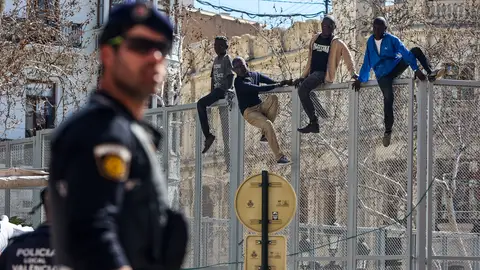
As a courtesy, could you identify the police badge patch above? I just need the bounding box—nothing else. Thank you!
[132,3,151,22]
[93,144,132,182]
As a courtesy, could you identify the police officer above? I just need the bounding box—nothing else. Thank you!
[48,2,188,270]
[0,188,54,270]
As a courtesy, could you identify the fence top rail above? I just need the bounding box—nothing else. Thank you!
[433,79,480,88]
[145,79,421,114]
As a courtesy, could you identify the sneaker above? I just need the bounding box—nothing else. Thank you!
[277,156,291,165]
[428,68,445,82]
[383,132,392,147]
[202,134,215,154]
[298,122,320,134]
[260,135,268,143]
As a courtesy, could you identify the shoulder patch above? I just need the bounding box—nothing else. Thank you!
[93,144,132,182]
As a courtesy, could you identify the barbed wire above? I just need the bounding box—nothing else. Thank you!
[195,0,325,18]
[181,174,436,269]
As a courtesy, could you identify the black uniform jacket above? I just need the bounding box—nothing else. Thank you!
[0,224,53,270]
[48,91,188,270]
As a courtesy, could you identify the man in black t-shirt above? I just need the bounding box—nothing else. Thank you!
[294,16,358,133]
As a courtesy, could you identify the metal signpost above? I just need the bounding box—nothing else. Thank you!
[235,171,297,270]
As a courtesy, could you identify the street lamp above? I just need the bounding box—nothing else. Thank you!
[324,222,343,270]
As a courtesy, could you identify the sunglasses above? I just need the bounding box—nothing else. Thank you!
[109,36,171,56]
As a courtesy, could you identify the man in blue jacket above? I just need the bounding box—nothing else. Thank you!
[232,56,292,165]
[353,17,443,147]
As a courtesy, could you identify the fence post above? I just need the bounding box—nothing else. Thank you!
[347,85,359,270]
[228,100,243,270]
[290,88,301,270]
[416,80,428,270]
[194,112,203,267]
[426,81,434,270]
[406,79,416,270]
[31,131,43,227]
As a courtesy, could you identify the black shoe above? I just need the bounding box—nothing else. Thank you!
[428,68,445,82]
[260,135,268,143]
[202,134,215,153]
[277,155,291,165]
[298,122,320,134]
[383,132,392,147]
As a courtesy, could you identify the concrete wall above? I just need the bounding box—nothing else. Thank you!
[181,8,261,44]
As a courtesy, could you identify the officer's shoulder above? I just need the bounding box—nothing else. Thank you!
[52,105,132,147]
[7,231,34,245]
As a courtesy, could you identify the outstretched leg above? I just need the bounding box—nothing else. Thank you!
[410,47,444,81]
[377,76,395,147]
[259,95,279,143]
[297,71,326,134]
[243,106,290,165]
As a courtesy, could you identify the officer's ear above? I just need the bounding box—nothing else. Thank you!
[100,45,116,72]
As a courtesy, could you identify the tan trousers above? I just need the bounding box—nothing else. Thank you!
[243,95,283,160]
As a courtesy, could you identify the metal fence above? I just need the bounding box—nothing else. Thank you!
[1,79,480,270]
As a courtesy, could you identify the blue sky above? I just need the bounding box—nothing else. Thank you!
[193,0,329,27]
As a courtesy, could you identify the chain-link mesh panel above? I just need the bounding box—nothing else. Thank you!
[357,83,413,267]
[297,88,349,269]
[0,143,7,168]
[432,259,480,270]
[167,109,196,268]
[360,259,409,270]
[241,92,293,267]
[144,112,165,169]
[9,189,34,225]
[431,85,480,266]
[0,189,5,215]
[200,105,231,267]
[10,140,34,168]
[41,131,53,168]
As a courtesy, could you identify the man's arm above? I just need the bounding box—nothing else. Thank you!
[393,36,419,71]
[210,66,215,91]
[338,40,358,78]
[358,45,372,83]
[301,33,319,78]
[234,79,279,94]
[258,73,277,85]
[224,55,235,89]
[62,121,132,270]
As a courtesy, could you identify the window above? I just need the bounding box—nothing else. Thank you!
[64,23,83,48]
[22,200,33,208]
[24,82,56,138]
[28,0,59,20]
[97,0,105,27]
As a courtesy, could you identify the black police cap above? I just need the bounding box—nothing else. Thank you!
[99,2,174,46]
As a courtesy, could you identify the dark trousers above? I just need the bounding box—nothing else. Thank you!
[196,88,230,167]
[377,47,432,133]
[298,71,329,122]
[197,88,226,138]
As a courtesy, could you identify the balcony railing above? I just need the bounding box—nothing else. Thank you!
[426,0,478,22]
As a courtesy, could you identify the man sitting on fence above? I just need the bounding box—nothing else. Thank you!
[293,15,358,134]
[353,17,444,147]
[232,56,292,165]
[197,36,235,154]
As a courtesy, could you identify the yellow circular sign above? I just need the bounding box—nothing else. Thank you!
[234,172,297,233]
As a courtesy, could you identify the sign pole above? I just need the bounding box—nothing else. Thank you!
[261,170,269,270]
